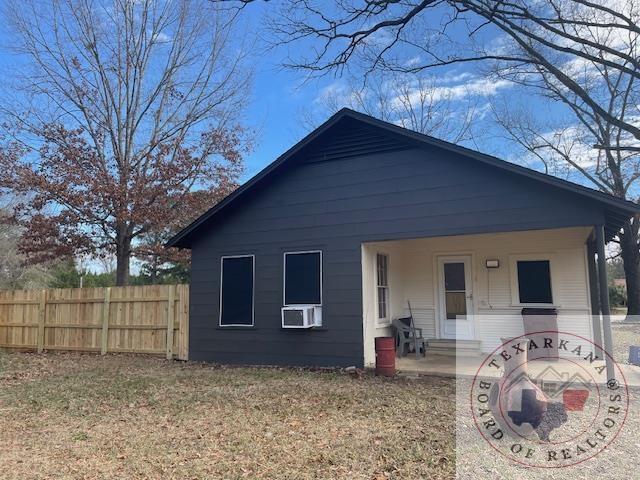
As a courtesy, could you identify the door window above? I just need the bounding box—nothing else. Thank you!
[444,262,467,320]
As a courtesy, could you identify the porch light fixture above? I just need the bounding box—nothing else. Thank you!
[486,259,500,269]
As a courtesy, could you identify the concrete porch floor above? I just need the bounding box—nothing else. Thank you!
[396,353,640,387]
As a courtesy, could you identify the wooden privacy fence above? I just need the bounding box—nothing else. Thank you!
[0,284,189,360]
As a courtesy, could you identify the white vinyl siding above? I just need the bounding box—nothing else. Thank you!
[362,227,593,365]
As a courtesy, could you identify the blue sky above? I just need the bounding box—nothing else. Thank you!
[237,9,341,181]
[0,0,622,275]
[240,56,314,180]
[230,2,640,205]
[233,3,561,185]
[0,1,597,189]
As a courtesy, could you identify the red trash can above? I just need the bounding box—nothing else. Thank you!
[375,336,396,376]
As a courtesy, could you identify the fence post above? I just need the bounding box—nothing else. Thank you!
[183,285,190,360]
[101,287,111,355]
[166,285,175,360]
[177,285,189,360]
[37,289,47,353]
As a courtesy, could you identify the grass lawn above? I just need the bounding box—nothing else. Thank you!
[612,322,640,364]
[0,352,455,480]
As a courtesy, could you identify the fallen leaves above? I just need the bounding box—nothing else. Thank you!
[0,352,456,479]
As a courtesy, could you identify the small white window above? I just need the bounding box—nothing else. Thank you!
[376,253,389,322]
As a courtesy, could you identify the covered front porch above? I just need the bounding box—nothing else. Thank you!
[361,225,616,378]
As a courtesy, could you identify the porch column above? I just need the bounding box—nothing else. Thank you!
[587,238,603,358]
[595,224,615,381]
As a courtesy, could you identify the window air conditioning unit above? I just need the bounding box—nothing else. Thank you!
[281,306,322,328]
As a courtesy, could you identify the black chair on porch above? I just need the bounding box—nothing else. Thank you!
[391,302,427,359]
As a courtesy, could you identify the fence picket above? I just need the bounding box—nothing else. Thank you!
[101,287,111,355]
[166,285,175,360]
[37,290,47,353]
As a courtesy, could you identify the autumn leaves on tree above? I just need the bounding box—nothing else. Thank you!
[0,0,252,286]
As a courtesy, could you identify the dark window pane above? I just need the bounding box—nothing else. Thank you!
[220,256,253,326]
[285,252,321,305]
[377,254,388,287]
[517,260,552,304]
[444,263,465,291]
[377,286,388,319]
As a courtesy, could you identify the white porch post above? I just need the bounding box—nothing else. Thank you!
[595,224,615,381]
[586,239,603,358]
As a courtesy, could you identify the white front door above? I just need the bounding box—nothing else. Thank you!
[437,256,474,340]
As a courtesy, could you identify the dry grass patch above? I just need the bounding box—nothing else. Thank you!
[0,352,454,480]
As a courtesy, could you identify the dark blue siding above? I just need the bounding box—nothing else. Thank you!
[189,146,606,367]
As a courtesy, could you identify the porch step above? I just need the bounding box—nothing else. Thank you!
[426,339,482,357]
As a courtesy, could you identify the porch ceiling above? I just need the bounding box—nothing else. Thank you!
[362,225,594,247]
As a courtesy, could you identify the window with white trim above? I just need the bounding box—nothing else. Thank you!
[219,255,254,326]
[516,259,553,304]
[376,253,389,322]
[284,251,322,306]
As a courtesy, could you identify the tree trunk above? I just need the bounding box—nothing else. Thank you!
[150,257,158,285]
[619,222,640,320]
[115,235,131,286]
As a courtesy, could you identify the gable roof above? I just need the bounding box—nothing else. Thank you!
[168,108,640,248]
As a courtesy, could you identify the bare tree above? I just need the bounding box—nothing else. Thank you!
[0,0,253,285]
[268,0,640,148]
[493,83,640,315]
[299,72,480,143]
[476,0,640,317]
[248,0,640,315]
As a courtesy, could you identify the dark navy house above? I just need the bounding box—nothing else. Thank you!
[168,109,638,368]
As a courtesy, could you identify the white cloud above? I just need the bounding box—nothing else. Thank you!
[435,77,512,100]
[518,118,640,178]
[439,71,475,84]
[403,56,423,68]
[314,80,356,106]
[152,32,172,43]
[393,75,513,107]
